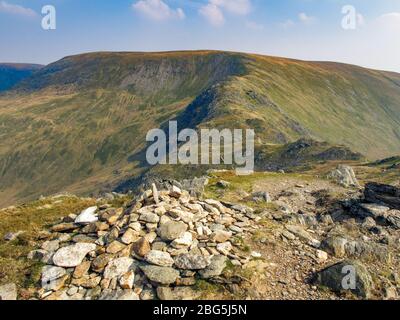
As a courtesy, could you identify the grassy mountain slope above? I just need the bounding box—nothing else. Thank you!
[0,51,400,207]
[0,64,43,92]
[178,54,400,158]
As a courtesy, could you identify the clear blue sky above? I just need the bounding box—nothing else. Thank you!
[1,0,400,72]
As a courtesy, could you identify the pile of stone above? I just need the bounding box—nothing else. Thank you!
[29,184,259,300]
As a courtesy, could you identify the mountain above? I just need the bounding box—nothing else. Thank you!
[0,63,43,92]
[0,50,400,207]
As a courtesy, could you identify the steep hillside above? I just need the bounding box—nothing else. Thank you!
[0,51,400,207]
[0,64,43,92]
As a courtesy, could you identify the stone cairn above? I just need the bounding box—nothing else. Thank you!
[30,184,260,300]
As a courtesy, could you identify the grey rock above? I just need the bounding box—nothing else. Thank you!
[75,206,98,224]
[364,182,400,210]
[199,255,227,279]
[252,191,272,203]
[355,203,390,219]
[145,250,174,267]
[321,236,348,258]
[157,286,200,300]
[41,240,60,252]
[328,165,360,188]
[27,249,53,263]
[140,265,180,285]
[103,257,136,279]
[52,243,97,267]
[315,260,373,298]
[285,225,320,248]
[387,211,400,229]
[158,221,188,241]
[139,212,160,224]
[174,254,212,270]
[41,266,67,290]
[99,289,140,300]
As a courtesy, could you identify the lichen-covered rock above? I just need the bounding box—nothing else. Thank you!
[145,250,174,267]
[174,254,212,270]
[199,255,227,279]
[315,260,373,298]
[53,243,97,267]
[158,221,188,241]
[157,286,200,300]
[103,257,136,279]
[140,265,180,285]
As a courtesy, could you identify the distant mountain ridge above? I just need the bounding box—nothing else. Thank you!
[0,63,43,92]
[0,50,400,207]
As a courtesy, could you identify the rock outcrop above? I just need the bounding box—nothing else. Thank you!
[328,165,360,188]
[364,182,400,210]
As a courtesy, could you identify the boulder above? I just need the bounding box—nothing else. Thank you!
[139,212,160,224]
[171,232,193,248]
[41,266,68,291]
[158,221,188,241]
[210,230,232,243]
[103,257,136,279]
[328,165,360,188]
[353,203,390,220]
[41,240,60,252]
[27,249,52,263]
[252,191,272,203]
[387,212,400,229]
[92,254,112,273]
[152,183,160,204]
[73,261,91,279]
[174,254,211,270]
[51,223,78,232]
[285,225,320,248]
[364,182,400,209]
[199,255,227,279]
[168,209,195,223]
[106,241,126,254]
[52,243,97,267]
[140,265,180,285]
[75,206,98,224]
[145,250,174,267]
[216,242,233,255]
[321,236,348,258]
[121,228,140,245]
[157,287,200,300]
[315,260,373,298]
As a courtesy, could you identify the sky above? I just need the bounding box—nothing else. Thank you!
[1,0,400,72]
